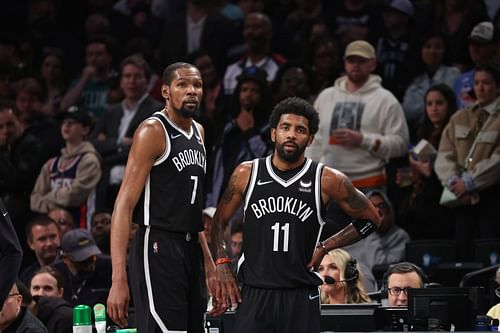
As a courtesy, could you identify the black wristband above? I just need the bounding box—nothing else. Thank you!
[351,219,376,238]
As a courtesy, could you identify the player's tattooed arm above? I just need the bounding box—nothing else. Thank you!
[210,162,251,314]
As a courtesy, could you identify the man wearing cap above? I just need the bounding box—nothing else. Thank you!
[30,107,101,229]
[52,229,112,307]
[307,40,409,231]
[454,21,497,109]
[206,66,272,209]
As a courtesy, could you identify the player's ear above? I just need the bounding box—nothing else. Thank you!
[161,84,170,100]
[307,135,315,146]
[271,128,276,143]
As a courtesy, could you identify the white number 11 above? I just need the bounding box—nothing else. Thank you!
[271,222,289,252]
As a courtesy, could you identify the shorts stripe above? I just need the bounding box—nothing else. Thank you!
[143,227,171,332]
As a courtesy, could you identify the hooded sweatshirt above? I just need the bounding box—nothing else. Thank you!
[306,75,409,181]
[30,141,101,220]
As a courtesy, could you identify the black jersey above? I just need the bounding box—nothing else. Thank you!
[239,156,326,288]
[133,111,206,233]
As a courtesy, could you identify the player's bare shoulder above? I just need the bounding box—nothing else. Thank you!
[131,116,166,159]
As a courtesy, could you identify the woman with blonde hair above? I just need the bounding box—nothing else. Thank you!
[318,248,371,304]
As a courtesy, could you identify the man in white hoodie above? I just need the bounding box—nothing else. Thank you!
[306,40,409,228]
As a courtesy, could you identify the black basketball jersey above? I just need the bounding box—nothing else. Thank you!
[133,111,206,233]
[239,156,326,288]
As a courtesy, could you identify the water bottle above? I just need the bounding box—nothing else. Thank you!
[73,305,92,333]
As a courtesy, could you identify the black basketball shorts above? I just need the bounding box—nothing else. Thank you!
[128,226,206,333]
[232,285,321,333]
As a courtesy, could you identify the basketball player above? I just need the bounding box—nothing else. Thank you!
[107,62,219,332]
[210,97,381,333]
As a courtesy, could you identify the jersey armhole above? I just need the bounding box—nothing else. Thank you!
[150,117,171,166]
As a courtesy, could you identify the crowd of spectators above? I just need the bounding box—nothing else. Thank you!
[1,0,500,331]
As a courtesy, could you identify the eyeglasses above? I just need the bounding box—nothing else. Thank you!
[388,287,411,296]
[374,202,389,211]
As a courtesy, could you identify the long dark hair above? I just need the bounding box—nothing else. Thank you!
[417,83,457,147]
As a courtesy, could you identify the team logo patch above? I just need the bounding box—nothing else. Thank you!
[299,180,312,193]
[153,241,159,254]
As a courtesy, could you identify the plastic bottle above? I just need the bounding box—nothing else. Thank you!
[475,315,491,331]
[73,305,92,333]
[93,303,107,333]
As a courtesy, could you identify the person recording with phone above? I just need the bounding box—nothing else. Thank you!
[318,249,372,304]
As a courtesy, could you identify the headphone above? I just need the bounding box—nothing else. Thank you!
[380,262,428,297]
[344,259,360,285]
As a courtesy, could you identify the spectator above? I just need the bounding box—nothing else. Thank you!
[307,36,341,96]
[29,266,73,333]
[433,0,489,71]
[157,0,237,76]
[52,229,112,307]
[326,0,383,50]
[306,40,409,231]
[384,261,426,306]
[223,12,286,96]
[206,66,272,208]
[90,54,161,210]
[47,208,75,238]
[237,0,266,16]
[90,210,111,255]
[398,84,456,240]
[375,0,418,101]
[38,49,67,116]
[435,63,500,260]
[60,35,118,118]
[343,190,410,273]
[0,282,47,333]
[402,33,460,138]
[13,77,63,157]
[29,266,63,298]
[0,102,49,260]
[0,200,23,306]
[318,249,371,304]
[30,107,101,229]
[19,216,60,287]
[272,61,315,105]
[454,21,497,109]
[229,220,243,273]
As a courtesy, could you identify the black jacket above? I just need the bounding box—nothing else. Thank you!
[35,296,73,333]
[3,307,47,333]
[0,199,22,305]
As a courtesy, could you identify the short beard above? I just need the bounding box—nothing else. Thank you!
[276,141,305,163]
[176,107,199,119]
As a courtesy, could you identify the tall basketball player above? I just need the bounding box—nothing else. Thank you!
[107,62,219,332]
[211,97,381,333]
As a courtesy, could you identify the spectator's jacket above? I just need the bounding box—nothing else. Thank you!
[35,296,72,333]
[307,74,409,184]
[403,65,461,126]
[435,97,500,191]
[30,142,101,225]
[3,307,47,333]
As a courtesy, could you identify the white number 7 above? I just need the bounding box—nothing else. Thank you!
[190,176,198,204]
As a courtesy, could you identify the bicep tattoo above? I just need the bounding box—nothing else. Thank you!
[221,172,239,203]
[341,177,368,212]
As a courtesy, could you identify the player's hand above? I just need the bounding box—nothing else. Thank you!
[307,246,326,271]
[107,280,130,328]
[211,264,241,316]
